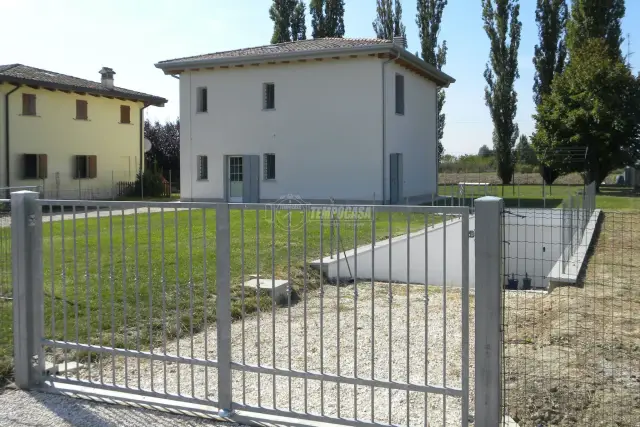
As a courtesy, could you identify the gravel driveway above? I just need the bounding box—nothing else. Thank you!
[1,282,474,426]
[0,388,241,427]
[61,282,475,426]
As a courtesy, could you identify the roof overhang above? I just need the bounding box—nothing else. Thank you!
[155,43,455,87]
[0,76,167,107]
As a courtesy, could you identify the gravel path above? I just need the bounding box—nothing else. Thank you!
[0,388,240,427]
[63,282,475,426]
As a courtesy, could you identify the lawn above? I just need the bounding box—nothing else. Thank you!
[0,206,436,384]
[437,183,640,210]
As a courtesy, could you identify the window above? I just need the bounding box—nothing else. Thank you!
[22,94,36,116]
[395,74,405,115]
[74,155,97,179]
[197,155,208,180]
[196,87,208,113]
[120,105,131,124]
[264,153,275,180]
[76,100,88,120]
[263,83,275,110]
[22,154,47,179]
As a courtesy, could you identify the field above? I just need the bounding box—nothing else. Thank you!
[0,207,432,385]
[503,212,640,426]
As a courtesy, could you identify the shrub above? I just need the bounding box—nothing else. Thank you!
[131,169,166,198]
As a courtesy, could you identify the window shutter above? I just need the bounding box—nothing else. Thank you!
[202,88,207,112]
[120,105,130,123]
[22,154,29,179]
[22,94,35,115]
[74,155,81,179]
[38,154,48,179]
[88,155,97,178]
[395,74,404,115]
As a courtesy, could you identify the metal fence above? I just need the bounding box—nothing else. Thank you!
[9,193,476,426]
[497,182,640,427]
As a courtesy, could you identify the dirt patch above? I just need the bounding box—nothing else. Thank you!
[503,212,640,426]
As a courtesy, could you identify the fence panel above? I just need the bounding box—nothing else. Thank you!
[8,196,473,426]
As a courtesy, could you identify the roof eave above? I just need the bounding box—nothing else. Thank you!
[155,43,456,87]
[0,76,167,107]
[155,43,394,73]
[395,49,456,87]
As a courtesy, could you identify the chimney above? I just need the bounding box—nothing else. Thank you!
[99,67,115,89]
[393,36,407,49]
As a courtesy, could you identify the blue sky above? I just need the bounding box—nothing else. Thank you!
[1,0,639,155]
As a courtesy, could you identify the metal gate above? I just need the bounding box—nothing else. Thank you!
[10,192,472,426]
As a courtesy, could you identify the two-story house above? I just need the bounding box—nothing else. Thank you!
[0,64,167,199]
[156,37,455,204]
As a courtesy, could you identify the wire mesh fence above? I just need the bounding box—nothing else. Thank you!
[0,199,11,383]
[501,207,640,425]
[20,169,179,200]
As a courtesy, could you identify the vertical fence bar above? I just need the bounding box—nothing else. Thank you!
[216,203,233,416]
[474,196,504,427]
[11,191,43,389]
[461,211,470,427]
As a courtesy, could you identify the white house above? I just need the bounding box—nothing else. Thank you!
[156,37,455,204]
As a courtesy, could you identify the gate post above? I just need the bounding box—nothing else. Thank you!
[11,190,44,389]
[474,196,503,426]
[216,203,233,416]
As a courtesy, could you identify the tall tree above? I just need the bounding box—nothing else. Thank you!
[144,119,180,174]
[566,0,625,60]
[516,134,536,164]
[533,0,568,105]
[532,0,568,184]
[482,0,522,184]
[416,0,448,160]
[373,0,406,41]
[291,0,307,41]
[269,0,296,44]
[310,0,326,38]
[533,38,640,190]
[325,0,346,37]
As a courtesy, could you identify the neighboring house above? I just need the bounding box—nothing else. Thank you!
[156,37,455,204]
[0,64,167,199]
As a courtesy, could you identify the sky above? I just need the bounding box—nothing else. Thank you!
[1,0,639,156]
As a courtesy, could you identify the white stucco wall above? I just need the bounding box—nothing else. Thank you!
[384,63,438,202]
[311,215,476,288]
[313,208,593,290]
[180,58,384,202]
[179,56,439,203]
[503,208,564,289]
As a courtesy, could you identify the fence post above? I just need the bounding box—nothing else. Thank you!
[11,190,44,389]
[215,203,233,416]
[474,196,503,427]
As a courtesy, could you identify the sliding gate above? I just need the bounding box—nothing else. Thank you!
[10,192,471,426]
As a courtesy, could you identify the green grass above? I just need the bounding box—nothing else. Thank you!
[0,208,433,384]
[438,183,640,210]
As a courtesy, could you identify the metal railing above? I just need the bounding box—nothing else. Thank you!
[9,192,477,426]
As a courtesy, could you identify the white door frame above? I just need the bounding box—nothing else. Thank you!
[228,156,243,202]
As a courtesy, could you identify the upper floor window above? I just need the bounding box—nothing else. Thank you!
[196,87,208,113]
[263,83,275,110]
[22,94,36,116]
[76,100,88,120]
[395,74,405,115]
[120,105,131,124]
